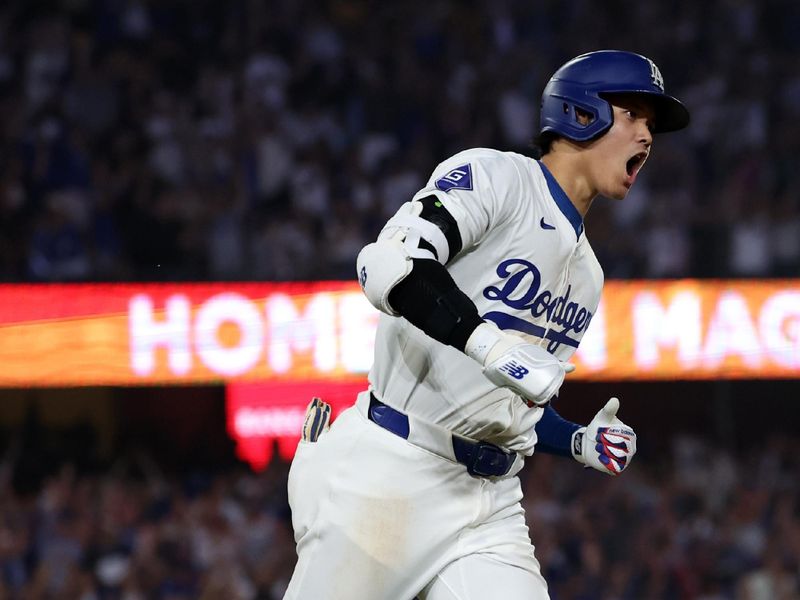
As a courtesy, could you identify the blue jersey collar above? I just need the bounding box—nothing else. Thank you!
[537,161,584,239]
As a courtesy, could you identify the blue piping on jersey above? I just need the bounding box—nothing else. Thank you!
[537,161,584,239]
[482,311,580,348]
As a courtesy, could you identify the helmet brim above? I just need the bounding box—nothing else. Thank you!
[601,91,690,133]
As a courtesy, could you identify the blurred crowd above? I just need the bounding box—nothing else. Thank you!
[523,436,800,600]
[0,0,799,283]
[0,452,295,600]
[1,4,798,599]
[0,434,797,599]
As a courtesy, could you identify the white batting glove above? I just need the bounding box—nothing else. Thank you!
[465,323,575,406]
[571,397,637,475]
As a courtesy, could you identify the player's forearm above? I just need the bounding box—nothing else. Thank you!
[356,196,571,406]
[387,258,484,351]
[533,403,581,457]
[358,237,573,406]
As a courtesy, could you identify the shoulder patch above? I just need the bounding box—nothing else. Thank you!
[435,164,473,192]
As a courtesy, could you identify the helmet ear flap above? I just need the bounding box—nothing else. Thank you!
[540,82,614,142]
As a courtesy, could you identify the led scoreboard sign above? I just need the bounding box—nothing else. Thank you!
[2,280,798,469]
[0,280,798,386]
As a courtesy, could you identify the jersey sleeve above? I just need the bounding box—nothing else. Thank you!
[410,148,525,257]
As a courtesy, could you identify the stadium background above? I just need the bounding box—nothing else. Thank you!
[0,1,798,599]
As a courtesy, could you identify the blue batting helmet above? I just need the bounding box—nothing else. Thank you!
[539,50,690,142]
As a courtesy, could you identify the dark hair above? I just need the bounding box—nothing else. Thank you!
[529,131,558,159]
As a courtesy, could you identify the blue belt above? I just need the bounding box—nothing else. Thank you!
[368,393,516,478]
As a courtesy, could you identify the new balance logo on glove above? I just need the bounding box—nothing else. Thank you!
[466,322,574,406]
[498,361,529,380]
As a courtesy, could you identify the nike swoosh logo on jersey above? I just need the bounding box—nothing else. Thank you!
[540,218,556,230]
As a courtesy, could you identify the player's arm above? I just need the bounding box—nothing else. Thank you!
[356,196,572,406]
[535,399,637,475]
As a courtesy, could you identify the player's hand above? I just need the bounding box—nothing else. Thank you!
[571,397,636,475]
[465,323,575,406]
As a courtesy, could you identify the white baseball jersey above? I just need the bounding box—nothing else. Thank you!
[369,148,604,455]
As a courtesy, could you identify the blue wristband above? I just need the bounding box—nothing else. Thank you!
[534,402,581,458]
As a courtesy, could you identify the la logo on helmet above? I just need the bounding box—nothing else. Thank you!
[647,58,665,91]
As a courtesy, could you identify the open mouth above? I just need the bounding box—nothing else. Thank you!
[626,152,648,178]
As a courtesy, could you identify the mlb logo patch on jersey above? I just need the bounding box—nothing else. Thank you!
[435,164,473,192]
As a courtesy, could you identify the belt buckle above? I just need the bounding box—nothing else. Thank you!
[466,442,511,477]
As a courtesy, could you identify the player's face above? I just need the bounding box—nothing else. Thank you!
[586,96,655,200]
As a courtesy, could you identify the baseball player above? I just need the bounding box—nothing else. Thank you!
[285,50,690,599]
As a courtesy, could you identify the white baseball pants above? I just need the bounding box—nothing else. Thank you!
[284,391,549,600]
